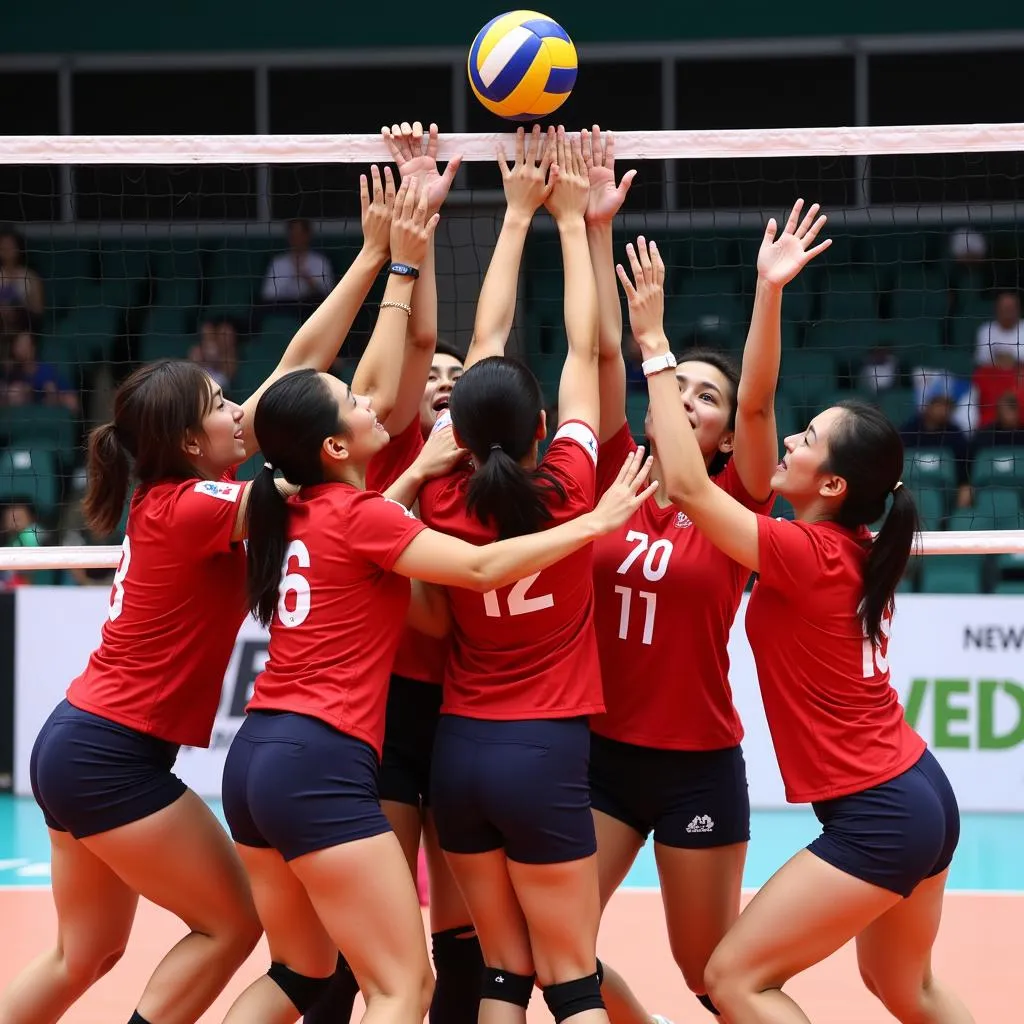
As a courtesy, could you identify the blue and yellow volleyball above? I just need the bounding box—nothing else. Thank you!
[468,12,578,121]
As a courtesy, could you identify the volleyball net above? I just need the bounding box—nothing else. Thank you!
[2,125,1024,591]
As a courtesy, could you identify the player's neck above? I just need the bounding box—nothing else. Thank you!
[648,453,675,510]
[331,464,366,491]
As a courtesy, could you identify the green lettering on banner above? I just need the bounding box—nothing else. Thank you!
[933,679,971,749]
[903,678,928,731]
[978,681,1024,750]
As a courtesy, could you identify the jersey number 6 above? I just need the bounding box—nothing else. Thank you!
[277,539,312,628]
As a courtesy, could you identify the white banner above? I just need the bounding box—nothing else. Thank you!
[13,588,1024,810]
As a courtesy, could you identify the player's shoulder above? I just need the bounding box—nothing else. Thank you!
[546,419,599,466]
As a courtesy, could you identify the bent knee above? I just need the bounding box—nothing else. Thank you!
[870,978,935,1023]
[702,947,745,1013]
[62,940,128,989]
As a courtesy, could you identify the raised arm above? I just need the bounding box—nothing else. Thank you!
[464,125,555,371]
[382,422,465,508]
[545,129,599,430]
[733,199,831,502]
[240,168,394,456]
[350,175,440,422]
[392,447,657,589]
[379,121,462,434]
[617,237,761,573]
[583,126,637,443]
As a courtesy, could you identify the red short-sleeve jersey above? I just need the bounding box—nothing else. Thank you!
[366,418,450,684]
[418,420,603,720]
[246,485,427,756]
[67,474,248,747]
[589,423,772,750]
[745,517,926,803]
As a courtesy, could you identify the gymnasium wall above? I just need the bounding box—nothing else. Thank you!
[7,1,1024,55]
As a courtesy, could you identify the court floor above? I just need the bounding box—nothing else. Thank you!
[0,795,1018,1021]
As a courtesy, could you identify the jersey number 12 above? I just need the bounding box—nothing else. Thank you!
[483,572,554,618]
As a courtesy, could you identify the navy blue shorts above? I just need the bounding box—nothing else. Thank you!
[222,710,392,862]
[589,733,750,849]
[431,715,595,865]
[378,675,442,809]
[807,748,960,898]
[30,699,186,839]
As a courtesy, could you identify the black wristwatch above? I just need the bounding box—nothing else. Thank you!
[388,262,420,279]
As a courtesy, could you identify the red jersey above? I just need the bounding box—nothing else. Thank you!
[418,420,603,720]
[745,516,926,803]
[247,485,427,757]
[589,424,772,750]
[366,417,451,684]
[67,474,248,747]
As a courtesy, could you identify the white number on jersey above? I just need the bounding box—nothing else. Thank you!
[614,585,657,646]
[107,536,132,622]
[483,572,555,618]
[277,539,312,628]
[616,530,674,582]
[861,609,893,678]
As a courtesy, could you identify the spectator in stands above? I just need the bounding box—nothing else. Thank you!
[61,503,117,588]
[971,392,1023,457]
[900,380,973,508]
[1,501,54,587]
[0,330,79,414]
[858,342,901,394]
[260,217,334,309]
[971,341,1024,428]
[976,291,1024,366]
[948,227,987,265]
[189,318,238,391]
[0,228,45,336]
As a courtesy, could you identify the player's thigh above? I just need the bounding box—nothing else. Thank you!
[507,855,602,986]
[423,812,474,934]
[84,788,258,941]
[291,831,432,1001]
[592,811,644,911]
[49,828,139,978]
[381,799,423,876]
[444,848,533,975]
[704,849,898,998]
[654,842,745,991]
[235,843,337,979]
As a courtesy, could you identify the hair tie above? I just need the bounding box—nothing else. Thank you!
[489,443,502,452]
[264,462,275,472]
[892,480,903,493]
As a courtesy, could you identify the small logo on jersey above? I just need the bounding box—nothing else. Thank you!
[674,511,692,529]
[194,480,242,503]
[686,814,714,834]
[381,496,417,519]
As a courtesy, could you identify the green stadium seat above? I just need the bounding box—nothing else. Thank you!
[993,580,1024,594]
[877,388,918,429]
[904,448,957,491]
[51,305,123,362]
[971,488,1022,530]
[778,350,837,411]
[0,448,61,519]
[919,511,984,593]
[818,270,879,322]
[97,242,149,309]
[889,266,949,320]
[529,353,562,406]
[972,447,1024,489]
[625,390,649,437]
[234,453,266,481]
[773,396,800,441]
[950,294,992,349]
[1,406,78,461]
[802,320,886,355]
[913,487,946,531]
[32,241,98,322]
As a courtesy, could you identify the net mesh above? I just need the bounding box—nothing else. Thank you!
[1,127,1023,592]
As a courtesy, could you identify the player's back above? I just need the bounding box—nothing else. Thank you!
[419,421,603,720]
[67,475,248,747]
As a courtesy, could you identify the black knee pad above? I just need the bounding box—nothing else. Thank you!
[696,992,721,1016]
[481,966,535,1008]
[543,972,604,1023]
[267,961,332,1014]
[431,927,485,1024]
[303,953,360,1024]
[432,925,483,972]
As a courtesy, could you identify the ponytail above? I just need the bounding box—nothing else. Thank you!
[862,485,919,646]
[466,448,567,540]
[246,468,291,627]
[83,423,131,536]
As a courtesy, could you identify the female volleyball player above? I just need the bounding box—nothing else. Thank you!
[1,166,407,1024]
[582,123,831,1021]
[418,125,612,1024]
[620,236,973,1024]
[301,120,477,1024]
[217,357,655,1024]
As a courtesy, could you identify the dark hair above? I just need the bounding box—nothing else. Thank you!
[246,369,348,627]
[674,347,740,476]
[83,360,215,535]
[824,399,919,646]
[447,356,566,539]
[434,339,466,365]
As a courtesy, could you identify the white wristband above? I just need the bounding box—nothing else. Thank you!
[642,351,677,377]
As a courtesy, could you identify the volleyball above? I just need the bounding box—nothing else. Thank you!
[468,11,578,121]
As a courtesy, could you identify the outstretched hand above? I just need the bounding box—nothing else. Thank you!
[382,120,462,215]
[589,446,659,533]
[615,236,667,353]
[582,125,636,225]
[359,164,396,262]
[757,198,831,288]
[543,126,590,224]
[497,124,556,218]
